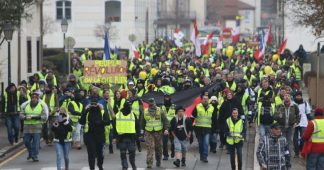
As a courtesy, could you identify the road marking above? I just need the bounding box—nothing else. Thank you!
[41,168,57,170]
[0,148,27,168]
[2,169,21,170]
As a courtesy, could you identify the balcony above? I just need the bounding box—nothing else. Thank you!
[155,11,196,25]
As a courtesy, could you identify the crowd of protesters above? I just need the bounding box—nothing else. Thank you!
[1,36,322,170]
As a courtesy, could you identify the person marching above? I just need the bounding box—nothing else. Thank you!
[192,94,217,162]
[161,93,176,160]
[20,92,49,162]
[67,91,84,149]
[113,100,139,170]
[225,108,246,170]
[170,106,193,167]
[79,97,110,170]
[142,98,169,169]
[52,107,73,170]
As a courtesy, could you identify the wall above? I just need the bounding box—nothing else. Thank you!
[0,4,41,87]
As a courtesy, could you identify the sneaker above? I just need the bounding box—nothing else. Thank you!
[171,153,175,158]
[27,155,32,160]
[181,161,186,167]
[32,157,39,162]
[219,144,224,149]
[163,156,168,160]
[201,158,208,163]
[173,159,180,167]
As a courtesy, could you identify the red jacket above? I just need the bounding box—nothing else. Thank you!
[302,116,324,155]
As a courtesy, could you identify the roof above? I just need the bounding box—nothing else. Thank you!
[210,0,255,18]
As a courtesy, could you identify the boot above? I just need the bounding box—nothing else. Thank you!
[173,159,180,167]
[181,157,186,167]
[210,143,217,153]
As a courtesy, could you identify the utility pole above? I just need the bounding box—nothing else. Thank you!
[145,7,149,43]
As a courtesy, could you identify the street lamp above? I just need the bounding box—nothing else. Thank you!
[3,22,14,85]
[61,18,68,74]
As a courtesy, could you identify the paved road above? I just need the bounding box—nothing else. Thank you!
[0,127,255,170]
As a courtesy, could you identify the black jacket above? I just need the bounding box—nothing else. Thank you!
[79,104,110,142]
[219,97,244,131]
[52,119,73,144]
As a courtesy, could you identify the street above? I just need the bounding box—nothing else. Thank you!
[0,128,256,170]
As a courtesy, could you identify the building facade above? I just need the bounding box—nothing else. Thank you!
[43,0,158,49]
[0,4,42,87]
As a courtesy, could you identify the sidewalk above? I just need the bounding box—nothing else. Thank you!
[0,119,24,158]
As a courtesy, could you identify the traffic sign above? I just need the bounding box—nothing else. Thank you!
[64,37,76,51]
[222,28,232,39]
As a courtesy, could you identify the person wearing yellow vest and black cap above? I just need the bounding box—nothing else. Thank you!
[225,108,246,170]
[192,94,217,163]
[52,107,73,170]
[79,97,110,170]
[113,100,140,170]
[136,79,147,98]
[161,93,176,160]
[143,98,169,169]
[2,83,21,145]
[20,92,49,162]
[225,73,237,92]
[67,91,84,149]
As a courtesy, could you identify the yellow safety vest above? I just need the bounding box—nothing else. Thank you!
[274,96,283,107]
[195,103,214,128]
[69,101,83,122]
[24,103,43,125]
[226,81,237,92]
[131,100,140,117]
[44,74,58,87]
[115,112,136,135]
[162,105,176,121]
[226,117,243,145]
[144,108,163,132]
[43,93,56,113]
[4,91,20,112]
[311,119,324,143]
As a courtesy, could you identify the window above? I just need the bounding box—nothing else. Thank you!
[105,1,121,22]
[56,1,72,20]
[27,39,32,73]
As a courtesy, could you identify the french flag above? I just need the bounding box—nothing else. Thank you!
[232,26,240,43]
[202,32,214,55]
[254,30,266,62]
[131,44,140,59]
[265,24,272,46]
[277,38,288,55]
[191,19,202,57]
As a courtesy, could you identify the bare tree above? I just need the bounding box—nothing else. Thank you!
[94,23,119,42]
[42,15,55,35]
[286,0,324,36]
[0,0,37,46]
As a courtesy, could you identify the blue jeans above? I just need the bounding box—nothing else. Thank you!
[306,153,324,170]
[5,115,20,144]
[24,133,41,159]
[55,142,71,170]
[196,133,210,159]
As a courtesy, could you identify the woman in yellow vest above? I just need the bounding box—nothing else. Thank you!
[225,108,246,170]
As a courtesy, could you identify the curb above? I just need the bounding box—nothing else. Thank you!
[0,141,24,158]
[253,126,259,170]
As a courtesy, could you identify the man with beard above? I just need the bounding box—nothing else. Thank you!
[143,98,169,168]
[192,95,217,162]
[219,90,244,150]
[257,123,291,170]
[293,91,311,158]
[161,93,176,160]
